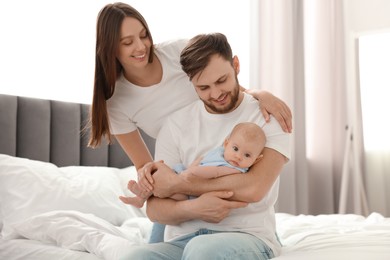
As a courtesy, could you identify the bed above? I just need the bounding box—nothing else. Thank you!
[1,94,390,260]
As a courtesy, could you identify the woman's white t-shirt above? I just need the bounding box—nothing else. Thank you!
[107,39,197,139]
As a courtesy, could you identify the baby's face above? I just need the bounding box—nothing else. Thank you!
[224,135,263,168]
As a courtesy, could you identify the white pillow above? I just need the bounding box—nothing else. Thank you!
[0,154,144,239]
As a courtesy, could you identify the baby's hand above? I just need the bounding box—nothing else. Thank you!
[189,156,203,167]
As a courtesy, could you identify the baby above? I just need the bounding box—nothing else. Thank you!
[122,122,266,207]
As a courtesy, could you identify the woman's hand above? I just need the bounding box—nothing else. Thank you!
[245,89,292,133]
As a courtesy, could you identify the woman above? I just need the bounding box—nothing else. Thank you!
[88,2,292,243]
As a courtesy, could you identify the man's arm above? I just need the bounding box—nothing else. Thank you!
[146,191,248,225]
[151,147,287,203]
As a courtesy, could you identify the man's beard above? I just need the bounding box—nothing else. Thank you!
[203,83,240,114]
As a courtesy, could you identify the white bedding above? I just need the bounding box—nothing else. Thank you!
[275,213,390,259]
[0,154,150,260]
[1,154,390,260]
[9,210,152,259]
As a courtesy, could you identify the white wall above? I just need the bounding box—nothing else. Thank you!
[344,0,390,33]
[344,0,390,103]
[0,0,250,104]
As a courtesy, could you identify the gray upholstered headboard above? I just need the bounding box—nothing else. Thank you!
[0,94,155,168]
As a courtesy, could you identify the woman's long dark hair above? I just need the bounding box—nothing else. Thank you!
[88,2,154,147]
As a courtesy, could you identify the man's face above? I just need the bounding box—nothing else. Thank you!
[191,54,243,114]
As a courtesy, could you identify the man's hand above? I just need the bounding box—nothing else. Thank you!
[150,161,182,198]
[187,191,248,223]
[137,160,164,192]
[146,191,248,225]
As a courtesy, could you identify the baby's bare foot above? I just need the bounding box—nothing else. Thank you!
[128,180,152,199]
[128,180,143,196]
[119,196,145,208]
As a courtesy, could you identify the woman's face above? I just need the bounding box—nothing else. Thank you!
[116,17,152,69]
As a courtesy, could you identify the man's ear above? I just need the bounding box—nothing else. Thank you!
[233,55,240,74]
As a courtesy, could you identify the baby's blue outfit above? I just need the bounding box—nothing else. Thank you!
[150,146,247,244]
[173,146,248,174]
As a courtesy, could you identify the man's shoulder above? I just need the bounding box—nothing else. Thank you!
[242,92,260,106]
[165,100,202,124]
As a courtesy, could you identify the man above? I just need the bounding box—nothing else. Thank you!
[120,33,291,260]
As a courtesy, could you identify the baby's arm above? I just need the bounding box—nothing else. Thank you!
[188,156,203,167]
[182,165,241,179]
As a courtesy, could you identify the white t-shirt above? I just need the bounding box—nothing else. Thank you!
[155,93,291,256]
[107,39,197,139]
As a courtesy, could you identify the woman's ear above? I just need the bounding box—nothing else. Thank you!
[233,55,240,74]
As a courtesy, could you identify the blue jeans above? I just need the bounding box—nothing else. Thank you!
[120,229,274,260]
[148,222,166,243]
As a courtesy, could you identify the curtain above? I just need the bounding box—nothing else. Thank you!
[251,0,355,215]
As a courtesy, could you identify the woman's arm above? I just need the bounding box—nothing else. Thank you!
[244,88,293,133]
[115,130,153,170]
[115,130,155,205]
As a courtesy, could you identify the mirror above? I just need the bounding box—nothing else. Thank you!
[358,31,390,216]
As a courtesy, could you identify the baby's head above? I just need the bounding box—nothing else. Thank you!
[223,122,266,169]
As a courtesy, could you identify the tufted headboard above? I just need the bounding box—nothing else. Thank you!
[0,94,155,168]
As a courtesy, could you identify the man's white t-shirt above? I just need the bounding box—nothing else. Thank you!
[155,93,291,256]
[107,39,197,139]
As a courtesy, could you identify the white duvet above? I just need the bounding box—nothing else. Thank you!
[10,210,152,260]
[4,211,390,260]
[0,154,152,259]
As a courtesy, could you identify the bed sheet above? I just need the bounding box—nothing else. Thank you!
[0,238,101,260]
[1,154,390,259]
[275,212,390,259]
[2,212,390,260]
